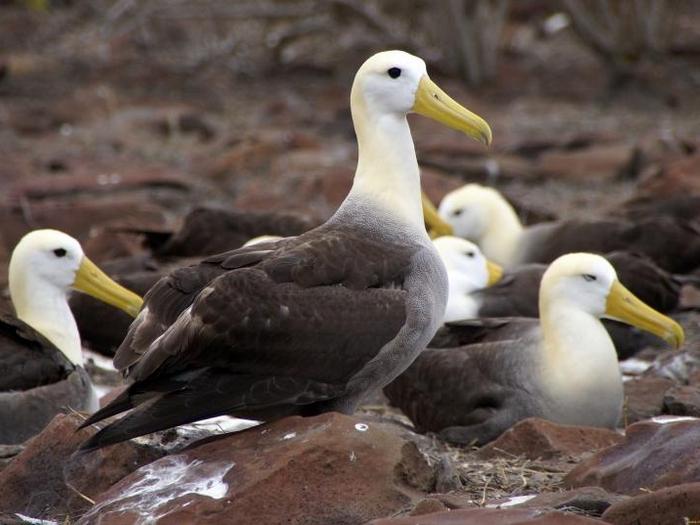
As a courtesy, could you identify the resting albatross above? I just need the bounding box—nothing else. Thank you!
[384,253,684,445]
[0,229,143,444]
[438,183,700,273]
[431,241,677,357]
[78,50,493,451]
[432,236,502,323]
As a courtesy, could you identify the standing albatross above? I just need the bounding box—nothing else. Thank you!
[1,229,143,444]
[79,50,492,451]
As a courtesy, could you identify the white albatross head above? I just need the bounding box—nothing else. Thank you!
[438,184,522,242]
[351,50,492,143]
[345,51,491,233]
[433,236,502,322]
[8,229,143,363]
[434,236,502,292]
[540,253,684,348]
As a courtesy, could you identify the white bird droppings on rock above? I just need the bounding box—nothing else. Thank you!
[14,514,58,525]
[651,415,699,425]
[354,423,368,432]
[87,457,233,523]
[486,494,537,508]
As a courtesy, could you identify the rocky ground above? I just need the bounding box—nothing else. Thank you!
[2,1,700,524]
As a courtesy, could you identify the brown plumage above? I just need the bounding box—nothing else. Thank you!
[77,49,494,451]
[70,257,192,356]
[614,194,700,223]
[128,207,319,258]
[518,217,700,274]
[70,208,318,355]
[79,220,441,451]
[0,313,93,444]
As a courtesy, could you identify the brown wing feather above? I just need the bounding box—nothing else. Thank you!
[525,218,700,273]
[85,224,415,449]
[385,339,537,439]
[151,207,318,257]
[0,314,74,391]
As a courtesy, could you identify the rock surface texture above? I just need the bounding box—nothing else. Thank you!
[77,413,431,525]
[601,482,700,525]
[564,417,700,494]
[368,508,607,524]
[476,418,624,460]
[0,413,164,520]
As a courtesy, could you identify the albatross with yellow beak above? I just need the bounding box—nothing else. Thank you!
[437,183,700,273]
[0,229,143,444]
[384,253,684,445]
[432,236,502,323]
[78,50,492,451]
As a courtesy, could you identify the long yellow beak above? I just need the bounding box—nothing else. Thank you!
[413,75,492,146]
[605,280,684,348]
[487,260,503,286]
[422,192,453,238]
[73,257,143,318]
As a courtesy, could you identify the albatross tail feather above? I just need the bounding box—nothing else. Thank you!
[77,388,136,430]
[78,371,345,451]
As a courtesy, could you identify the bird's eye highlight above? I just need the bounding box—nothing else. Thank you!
[387,67,401,79]
[53,248,67,258]
[582,274,597,282]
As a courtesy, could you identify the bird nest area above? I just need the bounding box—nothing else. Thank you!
[446,447,568,504]
[359,404,570,506]
[418,436,571,506]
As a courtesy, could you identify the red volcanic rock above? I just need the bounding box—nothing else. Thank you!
[81,227,154,263]
[602,482,700,525]
[6,166,190,201]
[0,413,163,520]
[512,486,628,517]
[623,376,674,424]
[477,418,624,460]
[368,508,607,524]
[639,153,700,197]
[564,417,700,495]
[0,196,168,254]
[78,412,432,525]
[663,385,700,417]
[537,143,636,182]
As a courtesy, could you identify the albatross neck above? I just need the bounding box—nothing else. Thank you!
[538,295,621,405]
[9,273,83,366]
[480,200,523,267]
[338,94,426,235]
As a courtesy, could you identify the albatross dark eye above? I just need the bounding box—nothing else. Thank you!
[582,274,597,282]
[465,251,475,258]
[387,67,401,79]
[53,248,67,258]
